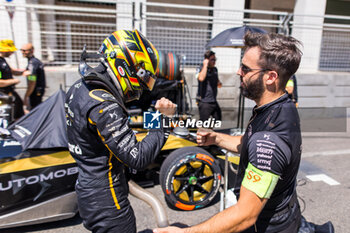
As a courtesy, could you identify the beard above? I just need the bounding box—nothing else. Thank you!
[240,72,265,100]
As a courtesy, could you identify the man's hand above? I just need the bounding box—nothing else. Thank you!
[13,78,20,85]
[155,97,176,117]
[23,70,31,76]
[0,78,20,88]
[218,81,222,88]
[197,128,217,146]
[202,58,209,67]
[153,226,185,233]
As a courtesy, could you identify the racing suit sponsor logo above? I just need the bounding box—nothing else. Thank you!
[256,147,273,155]
[66,118,72,126]
[106,118,122,128]
[256,140,276,170]
[123,140,136,152]
[108,123,122,132]
[117,66,125,76]
[257,159,271,167]
[112,125,128,137]
[102,103,119,112]
[68,143,82,155]
[256,142,276,149]
[0,167,78,192]
[65,104,74,118]
[130,148,139,158]
[101,93,115,99]
[118,134,132,149]
[257,153,272,159]
[257,140,275,146]
[109,111,118,119]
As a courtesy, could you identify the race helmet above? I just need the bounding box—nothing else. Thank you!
[99,29,159,102]
[0,39,17,52]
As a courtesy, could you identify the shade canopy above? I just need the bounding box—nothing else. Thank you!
[206,26,267,48]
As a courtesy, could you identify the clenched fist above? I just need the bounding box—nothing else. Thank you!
[155,97,176,117]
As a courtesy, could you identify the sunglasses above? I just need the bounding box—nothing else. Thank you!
[240,63,270,76]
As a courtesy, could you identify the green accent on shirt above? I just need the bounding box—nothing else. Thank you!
[242,163,279,199]
[0,71,2,79]
[27,75,37,81]
[286,79,294,87]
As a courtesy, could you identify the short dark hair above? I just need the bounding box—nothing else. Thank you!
[244,32,303,89]
[204,50,215,59]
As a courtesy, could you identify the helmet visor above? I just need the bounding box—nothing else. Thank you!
[136,68,156,91]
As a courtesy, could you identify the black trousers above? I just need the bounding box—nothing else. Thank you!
[198,101,222,121]
[29,92,43,110]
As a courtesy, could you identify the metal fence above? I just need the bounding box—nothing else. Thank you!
[320,15,350,72]
[1,1,350,72]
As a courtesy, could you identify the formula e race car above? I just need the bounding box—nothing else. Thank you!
[0,52,237,229]
[0,90,231,229]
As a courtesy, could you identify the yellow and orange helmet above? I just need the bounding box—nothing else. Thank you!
[99,29,159,102]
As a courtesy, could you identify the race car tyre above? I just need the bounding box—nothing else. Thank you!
[159,147,222,211]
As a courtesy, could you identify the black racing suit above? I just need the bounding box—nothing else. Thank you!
[65,73,170,233]
[236,94,302,233]
[0,57,24,119]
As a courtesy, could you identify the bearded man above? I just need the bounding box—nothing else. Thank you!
[155,32,303,233]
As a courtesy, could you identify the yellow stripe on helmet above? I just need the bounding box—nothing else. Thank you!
[104,39,128,92]
[113,31,136,66]
[134,30,158,75]
[134,31,155,74]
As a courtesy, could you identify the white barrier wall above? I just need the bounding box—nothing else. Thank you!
[292,0,327,73]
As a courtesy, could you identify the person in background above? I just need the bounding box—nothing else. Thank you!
[21,43,46,111]
[154,32,303,233]
[0,39,26,120]
[196,50,222,121]
[285,74,298,107]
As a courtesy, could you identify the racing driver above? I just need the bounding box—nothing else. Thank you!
[65,30,176,233]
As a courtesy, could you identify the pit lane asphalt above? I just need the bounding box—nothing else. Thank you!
[2,132,350,233]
